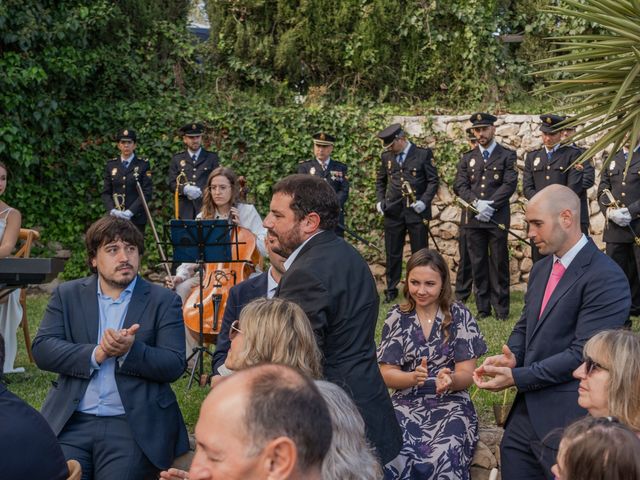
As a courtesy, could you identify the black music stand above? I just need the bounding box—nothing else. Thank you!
[170,219,233,389]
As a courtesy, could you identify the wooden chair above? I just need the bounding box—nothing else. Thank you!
[14,228,40,363]
[66,459,82,480]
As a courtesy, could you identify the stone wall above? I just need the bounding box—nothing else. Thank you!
[380,114,608,291]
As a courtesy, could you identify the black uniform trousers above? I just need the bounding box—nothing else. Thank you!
[607,242,640,321]
[466,226,509,318]
[384,216,427,296]
[455,215,473,302]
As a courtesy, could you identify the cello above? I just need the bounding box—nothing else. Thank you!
[182,177,261,344]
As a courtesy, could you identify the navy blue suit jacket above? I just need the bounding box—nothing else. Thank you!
[0,384,68,480]
[507,239,630,443]
[211,272,268,374]
[32,275,189,469]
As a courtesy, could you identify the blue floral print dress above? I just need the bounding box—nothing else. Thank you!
[377,302,487,479]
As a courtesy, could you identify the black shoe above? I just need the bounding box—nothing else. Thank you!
[476,312,490,320]
[384,291,398,303]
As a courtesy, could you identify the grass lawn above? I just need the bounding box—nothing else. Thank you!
[5,290,523,431]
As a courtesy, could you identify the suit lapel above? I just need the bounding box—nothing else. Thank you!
[484,145,502,169]
[81,276,100,344]
[123,276,150,329]
[530,241,594,340]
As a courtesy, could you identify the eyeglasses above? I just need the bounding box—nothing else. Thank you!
[229,320,243,340]
[583,355,608,375]
[209,184,230,192]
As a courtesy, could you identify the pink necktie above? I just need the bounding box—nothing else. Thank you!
[540,260,566,318]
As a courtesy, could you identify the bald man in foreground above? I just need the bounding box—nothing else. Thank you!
[186,364,332,480]
[474,184,630,479]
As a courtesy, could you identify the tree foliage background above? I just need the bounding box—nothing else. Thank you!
[0,0,605,278]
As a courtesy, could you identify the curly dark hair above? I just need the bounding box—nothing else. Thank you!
[85,216,144,272]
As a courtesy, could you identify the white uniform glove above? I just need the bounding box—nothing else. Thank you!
[110,209,129,219]
[122,209,134,220]
[474,199,494,213]
[376,202,385,215]
[184,185,202,200]
[473,199,495,222]
[410,200,426,214]
[608,207,632,227]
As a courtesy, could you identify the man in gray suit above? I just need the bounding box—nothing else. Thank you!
[33,216,189,480]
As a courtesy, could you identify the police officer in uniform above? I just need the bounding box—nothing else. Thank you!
[297,132,349,236]
[375,123,439,303]
[597,146,640,325]
[453,113,517,319]
[101,129,152,233]
[455,127,477,302]
[168,122,220,219]
[523,114,583,262]
[562,119,595,235]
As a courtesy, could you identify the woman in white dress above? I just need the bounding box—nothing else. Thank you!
[0,161,23,374]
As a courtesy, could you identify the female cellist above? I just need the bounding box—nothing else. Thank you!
[167,166,267,301]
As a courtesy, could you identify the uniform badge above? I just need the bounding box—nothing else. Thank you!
[123,129,129,136]
[134,166,139,179]
[476,114,482,121]
[470,158,476,168]
[310,167,316,175]
[546,117,552,124]
[320,133,326,141]
[180,159,186,167]
[610,161,616,170]
[411,168,417,177]
[387,160,392,170]
[111,167,117,176]
[146,171,152,177]
[534,158,540,167]
[192,124,196,130]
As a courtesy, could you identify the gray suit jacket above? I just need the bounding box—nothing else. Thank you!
[32,275,189,469]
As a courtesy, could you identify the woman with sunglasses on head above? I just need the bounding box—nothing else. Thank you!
[0,161,23,374]
[167,166,267,300]
[573,329,640,432]
[551,416,640,480]
[377,248,487,480]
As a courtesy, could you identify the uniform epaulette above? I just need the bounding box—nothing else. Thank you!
[299,159,309,164]
[140,157,149,162]
[110,157,118,162]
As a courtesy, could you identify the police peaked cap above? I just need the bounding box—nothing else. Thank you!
[312,132,336,146]
[469,113,497,127]
[180,122,205,136]
[377,123,403,147]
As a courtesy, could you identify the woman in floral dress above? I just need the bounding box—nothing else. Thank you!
[378,248,487,479]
